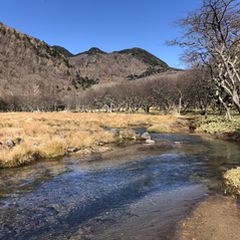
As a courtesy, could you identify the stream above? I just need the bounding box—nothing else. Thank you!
[0,133,240,240]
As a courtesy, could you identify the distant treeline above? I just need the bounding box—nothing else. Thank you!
[0,70,222,115]
[76,70,216,114]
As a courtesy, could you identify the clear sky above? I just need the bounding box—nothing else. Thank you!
[0,0,201,68]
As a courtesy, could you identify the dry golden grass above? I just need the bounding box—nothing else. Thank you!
[0,112,181,168]
[223,167,240,197]
[147,122,175,133]
[147,118,189,133]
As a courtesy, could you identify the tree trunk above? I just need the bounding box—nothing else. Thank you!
[218,95,232,121]
[232,90,240,114]
[178,89,183,115]
[178,97,182,114]
[144,105,150,113]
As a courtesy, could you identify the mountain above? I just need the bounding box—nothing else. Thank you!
[0,23,70,97]
[51,45,74,57]
[0,22,98,107]
[0,22,176,110]
[115,48,168,67]
[75,47,107,56]
[69,47,173,83]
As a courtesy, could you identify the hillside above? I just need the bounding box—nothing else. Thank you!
[0,22,176,110]
[69,47,173,83]
[0,24,70,104]
[0,23,98,110]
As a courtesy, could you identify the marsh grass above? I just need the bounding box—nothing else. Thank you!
[223,167,240,197]
[147,122,175,133]
[196,115,240,134]
[147,117,189,134]
[0,112,179,168]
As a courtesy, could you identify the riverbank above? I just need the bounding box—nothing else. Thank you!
[177,115,240,240]
[195,115,240,141]
[0,112,189,168]
[179,195,240,240]
[194,115,240,199]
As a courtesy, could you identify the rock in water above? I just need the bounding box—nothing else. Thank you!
[146,139,156,144]
[141,132,152,140]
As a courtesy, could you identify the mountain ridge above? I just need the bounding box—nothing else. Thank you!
[51,45,171,71]
[0,22,178,109]
[68,47,174,83]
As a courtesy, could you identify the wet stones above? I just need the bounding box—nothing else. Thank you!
[67,147,80,153]
[145,139,156,145]
[141,132,151,140]
[141,132,155,144]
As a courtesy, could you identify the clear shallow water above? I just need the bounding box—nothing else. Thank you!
[0,134,240,240]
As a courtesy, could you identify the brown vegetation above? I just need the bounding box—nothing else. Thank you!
[77,70,214,114]
[194,115,240,142]
[0,22,83,110]
[223,167,240,197]
[0,112,182,168]
[70,47,171,83]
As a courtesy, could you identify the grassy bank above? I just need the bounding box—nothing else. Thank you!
[223,167,240,197]
[195,115,240,141]
[0,112,184,168]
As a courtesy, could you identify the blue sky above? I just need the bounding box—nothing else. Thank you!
[0,0,201,68]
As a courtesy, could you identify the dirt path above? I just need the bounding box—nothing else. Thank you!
[179,195,240,240]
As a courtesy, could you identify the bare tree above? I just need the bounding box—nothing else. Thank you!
[170,0,240,119]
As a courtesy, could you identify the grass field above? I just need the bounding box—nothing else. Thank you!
[0,112,182,168]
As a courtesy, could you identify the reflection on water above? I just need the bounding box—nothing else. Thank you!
[0,161,69,197]
[0,134,240,240]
